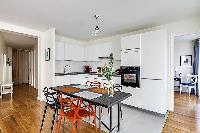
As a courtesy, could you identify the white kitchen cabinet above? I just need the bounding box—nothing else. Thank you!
[97,42,113,57]
[65,44,84,61]
[140,29,167,79]
[55,75,70,86]
[121,50,140,66]
[55,41,65,60]
[140,79,167,114]
[121,86,141,106]
[84,45,99,61]
[70,74,90,85]
[121,34,140,50]
[112,41,121,60]
[113,77,121,85]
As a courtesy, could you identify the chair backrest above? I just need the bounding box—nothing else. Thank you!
[43,87,58,105]
[86,81,101,88]
[58,94,82,115]
[113,84,122,92]
[187,74,198,84]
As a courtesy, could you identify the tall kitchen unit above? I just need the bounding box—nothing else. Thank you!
[140,29,168,114]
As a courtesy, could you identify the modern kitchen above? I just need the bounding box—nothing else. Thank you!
[55,29,168,115]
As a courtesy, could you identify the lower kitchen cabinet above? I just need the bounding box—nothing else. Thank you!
[55,75,70,86]
[122,79,167,114]
[140,79,167,114]
[121,86,141,107]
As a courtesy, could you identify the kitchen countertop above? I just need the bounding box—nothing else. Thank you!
[55,72,121,77]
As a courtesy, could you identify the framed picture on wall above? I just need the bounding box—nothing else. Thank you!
[45,48,50,61]
[180,55,192,66]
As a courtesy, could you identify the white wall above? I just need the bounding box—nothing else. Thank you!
[174,40,194,91]
[55,61,85,73]
[0,34,7,54]
[39,28,56,100]
[34,43,38,89]
[0,34,7,83]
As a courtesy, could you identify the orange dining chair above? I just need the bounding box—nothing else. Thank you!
[56,94,97,133]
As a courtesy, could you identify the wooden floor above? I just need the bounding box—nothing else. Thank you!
[0,85,102,133]
[1,85,200,133]
[162,92,200,133]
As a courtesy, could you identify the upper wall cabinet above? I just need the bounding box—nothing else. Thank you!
[121,34,141,50]
[65,44,84,61]
[112,41,121,60]
[84,45,100,61]
[55,41,65,60]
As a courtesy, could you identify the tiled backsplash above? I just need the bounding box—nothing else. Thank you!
[55,60,121,73]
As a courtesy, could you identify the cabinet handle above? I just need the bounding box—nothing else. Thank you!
[141,78,163,80]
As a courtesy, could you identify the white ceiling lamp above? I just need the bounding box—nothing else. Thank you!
[92,14,101,36]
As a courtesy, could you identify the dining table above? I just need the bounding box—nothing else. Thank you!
[50,85,132,133]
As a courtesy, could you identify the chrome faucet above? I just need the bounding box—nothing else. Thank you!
[64,65,71,74]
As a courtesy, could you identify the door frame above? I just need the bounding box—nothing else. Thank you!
[169,30,200,111]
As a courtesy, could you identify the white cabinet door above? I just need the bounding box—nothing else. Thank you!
[62,75,71,85]
[55,41,65,60]
[140,79,167,114]
[121,86,134,105]
[55,76,63,86]
[121,50,140,66]
[141,29,167,79]
[112,41,121,60]
[65,44,84,61]
[55,75,70,86]
[113,77,121,85]
[121,34,140,50]
[97,42,112,57]
[84,45,99,61]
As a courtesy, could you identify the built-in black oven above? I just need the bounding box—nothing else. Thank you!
[121,66,140,88]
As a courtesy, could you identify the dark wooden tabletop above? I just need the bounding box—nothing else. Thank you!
[50,85,131,108]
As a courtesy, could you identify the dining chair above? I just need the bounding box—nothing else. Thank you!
[0,64,13,99]
[56,95,97,133]
[40,87,59,133]
[86,80,101,88]
[180,74,198,96]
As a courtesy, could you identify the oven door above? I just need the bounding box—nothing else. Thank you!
[122,73,139,87]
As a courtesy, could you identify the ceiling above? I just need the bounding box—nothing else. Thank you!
[0,0,200,41]
[0,31,38,49]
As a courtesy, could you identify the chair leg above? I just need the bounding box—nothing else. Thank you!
[50,107,57,133]
[94,114,97,133]
[56,111,63,133]
[188,87,191,96]
[120,106,123,119]
[194,87,197,96]
[72,121,75,133]
[40,104,48,132]
[180,85,182,94]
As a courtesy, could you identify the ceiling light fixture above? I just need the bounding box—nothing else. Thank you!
[92,14,101,36]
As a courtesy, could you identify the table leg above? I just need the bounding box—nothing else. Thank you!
[110,107,112,133]
[99,106,102,133]
[117,103,121,132]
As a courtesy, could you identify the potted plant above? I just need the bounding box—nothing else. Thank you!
[101,53,115,96]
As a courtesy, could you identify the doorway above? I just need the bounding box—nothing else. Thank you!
[0,31,38,90]
[173,32,200,96]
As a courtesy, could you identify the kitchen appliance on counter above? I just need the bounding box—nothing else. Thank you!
[84,66,92,73]
[121,66,140,88]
